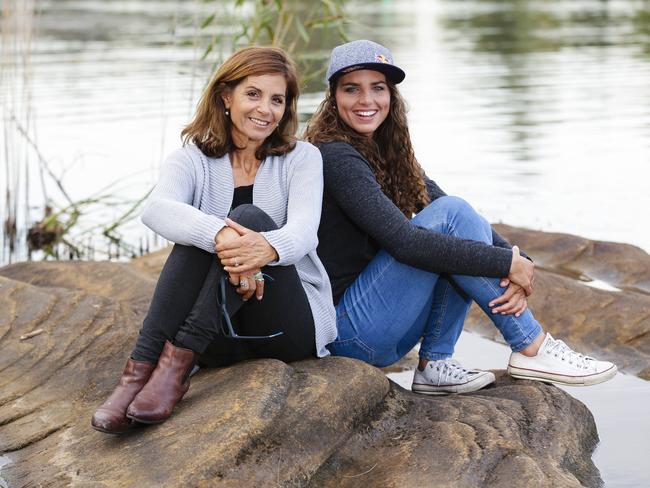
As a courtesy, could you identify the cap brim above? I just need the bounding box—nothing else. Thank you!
[329,62,406,84]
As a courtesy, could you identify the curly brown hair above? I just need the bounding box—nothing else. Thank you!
[303,80,429,216]
[182,46,299,160]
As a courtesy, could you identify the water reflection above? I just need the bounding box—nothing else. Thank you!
[2,0,650,259]
[436,0,650,54]
[349,0,650,252]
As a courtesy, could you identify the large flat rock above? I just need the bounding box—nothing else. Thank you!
[310,373,600,488]
[0,239,607,487]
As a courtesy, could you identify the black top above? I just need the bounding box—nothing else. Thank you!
[316,141,518,304]
[231,184,254,210]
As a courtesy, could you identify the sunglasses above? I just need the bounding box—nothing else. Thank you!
[216,274,284,340]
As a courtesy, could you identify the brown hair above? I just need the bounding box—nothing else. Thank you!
[182,46,299,160]
[303,79,429,216]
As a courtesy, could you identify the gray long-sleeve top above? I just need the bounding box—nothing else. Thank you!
[141,142,337,357]
[316,141,517,303]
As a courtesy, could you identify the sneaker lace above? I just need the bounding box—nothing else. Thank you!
[546,339,593,370]
[434,359,471,384]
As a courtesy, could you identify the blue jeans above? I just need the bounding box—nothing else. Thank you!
[326,196,543,367]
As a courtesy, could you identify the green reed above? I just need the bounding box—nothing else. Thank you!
[1,0,161,264]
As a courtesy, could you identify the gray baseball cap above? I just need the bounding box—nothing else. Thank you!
[326,39,405,84]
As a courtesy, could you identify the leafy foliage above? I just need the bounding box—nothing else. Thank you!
[200,0,349,87]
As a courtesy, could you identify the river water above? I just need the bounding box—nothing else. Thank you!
[1,0,649,486]
[2,0,650,262]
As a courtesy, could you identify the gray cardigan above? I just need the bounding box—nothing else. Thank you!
[141,141,337,357]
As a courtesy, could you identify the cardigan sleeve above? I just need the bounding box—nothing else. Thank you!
[141,148,226,253]
[320,141,514,278]
[260,142,323,266]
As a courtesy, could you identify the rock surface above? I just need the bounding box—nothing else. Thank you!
[493,224,650,294]
[465,225,650,380]
[0,228,635,487]
[310,373,600,488]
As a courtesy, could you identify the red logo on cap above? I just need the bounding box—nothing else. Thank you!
[375,54,391,64]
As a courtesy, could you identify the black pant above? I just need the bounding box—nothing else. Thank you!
[131,205,316,367]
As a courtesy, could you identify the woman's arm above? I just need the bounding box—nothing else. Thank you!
[321,142,513,278]
[216,143,323,273]
[141,148,225,253]
[259,142,324,266]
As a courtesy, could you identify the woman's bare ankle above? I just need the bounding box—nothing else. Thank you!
[519,332,546,357]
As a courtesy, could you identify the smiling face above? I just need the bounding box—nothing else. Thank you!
[334,69,391,138]
[221,73,288,149]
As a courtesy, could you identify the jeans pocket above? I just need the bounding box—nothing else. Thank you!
[327,337,374,364]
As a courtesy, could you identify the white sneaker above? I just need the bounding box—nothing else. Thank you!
[411,358,496,395]
[507,333,617,386]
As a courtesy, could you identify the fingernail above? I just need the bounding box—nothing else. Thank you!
[515,313,520,317]
[489,303,494,307]
[501,312,505,315]
[492,309,497,314]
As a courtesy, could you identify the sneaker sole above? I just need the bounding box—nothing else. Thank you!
[412,372,496,395]
[507,364,617,386]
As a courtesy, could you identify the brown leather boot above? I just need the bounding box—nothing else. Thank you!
[126,340,196,424]
[91,358,155,434]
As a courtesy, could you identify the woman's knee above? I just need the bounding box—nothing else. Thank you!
[228,204,278,232]
[413,196,472,226]
[414,196,491,241]
[432,196,476,218]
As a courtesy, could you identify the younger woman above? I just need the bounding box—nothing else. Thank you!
[304,40,616,395]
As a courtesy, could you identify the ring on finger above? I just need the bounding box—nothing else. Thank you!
[253,271,264,282]
[240,278,249,289]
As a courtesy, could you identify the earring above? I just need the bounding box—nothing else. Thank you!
[225,109,230,116]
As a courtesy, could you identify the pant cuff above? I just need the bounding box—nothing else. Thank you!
[509,323,543,352]
[419,352,453,361]
[174,330,209,355]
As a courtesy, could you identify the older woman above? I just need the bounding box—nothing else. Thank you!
[91,47,335,434]
[305,40,616,395]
